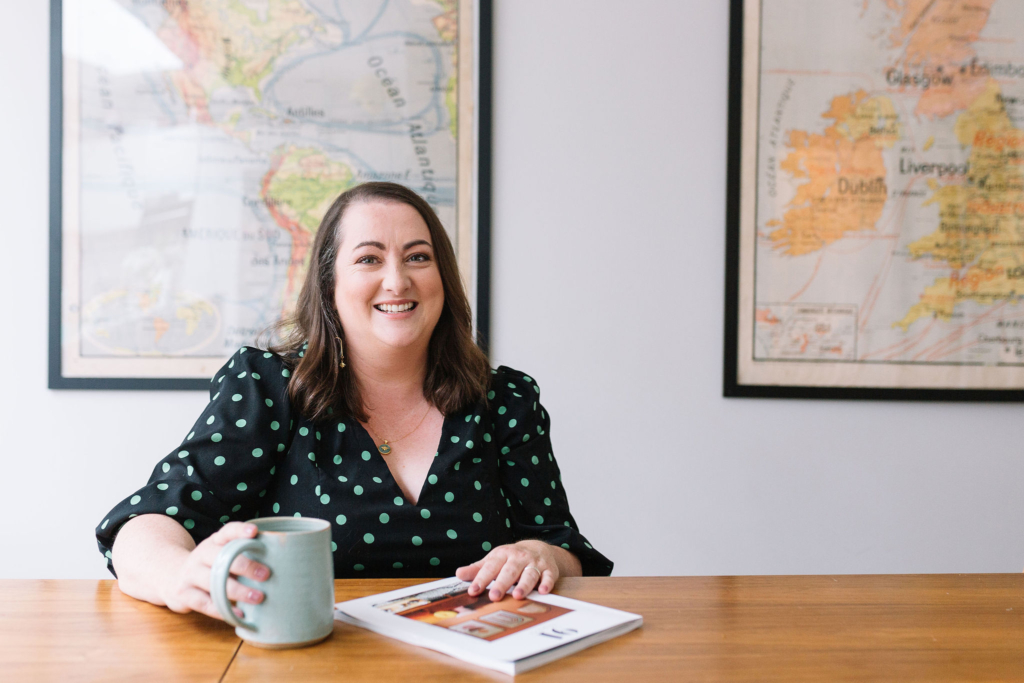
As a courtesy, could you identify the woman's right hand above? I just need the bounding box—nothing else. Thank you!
[159,522,270,622]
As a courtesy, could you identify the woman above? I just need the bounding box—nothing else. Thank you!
[96,182,612,623]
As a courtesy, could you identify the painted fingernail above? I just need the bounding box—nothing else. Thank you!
[248,590,261,602]
[254,566,268,580]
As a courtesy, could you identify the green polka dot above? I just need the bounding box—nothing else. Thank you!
[473,512,482,522]
[474,481,482,490]
[252,448,263,457]
[212,393,220,400]
[214,456,226,466]
[427,474,438,485]
[482,541,492,551]
[523,435,530,442]
[363,533,374,544]
[430,557,440,566]
[273,503,280,513]
[483,433,491,442]
[466,440,474,449]
[531,456,540,465]
[237,372,246,379]
[561,543,571,549]
[551,481,557,489]
[320,494,330,504]
[258,490,266,498]
[521,478,529,487]
[277,444,285,452]
[444,492,454,502]
[211,433,222,443]
[271,421,280,431]
[308,452,316,462]
[420,509,431,519]
[372,477,382,483]
[282,369,290,377]
[299,427,308,436]
[535,515,544,524]
[316,431,320,440]
[236,419,247,428]
[130,495,141,505]
[231,394,242,402]
[379,513,390,524]
[157,483,168,491]
[544,497,551,506]
[454,462,461,471]
[290,475,298,485]
[186,466,193,476]
[338,475,347,482]
[584,542,593,549]
[294,512,301,517]
[487,390,495,399]
[394,497,404,506]
[354,485,364,495]
[412,536,423,546]
[361,451,371,461]
[206,416,215,425]
[393,562,403,569]
[264,398,273,407]
[333,455,342,465]
[220,515,230,523]
[354,564,364,571]
[264,352,272,358]
[498,406,507,415]
[161,463,170,473]
[236,483,247,491]
[337,422,346,432]
[191,491,202,501]
[166,506,178,516]
[187,431,194,440]
[184,520,195,530]
[451,436,460,443]
[331,542,337,552]
[501,446,510,455]
[506,519,511,527]
[446,529,457,539]
[251,372,260,380]
[465,414,472,423]
[509,418,517,428]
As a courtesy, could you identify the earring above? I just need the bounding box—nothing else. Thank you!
[336,337,346,369]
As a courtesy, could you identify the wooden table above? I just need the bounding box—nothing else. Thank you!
[2,575,1022,681]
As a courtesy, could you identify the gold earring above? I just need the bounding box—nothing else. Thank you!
[336,337,346,369]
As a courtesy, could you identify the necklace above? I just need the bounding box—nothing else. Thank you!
[365,404,432,456]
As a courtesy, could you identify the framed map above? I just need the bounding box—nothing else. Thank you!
[725,0,1024,399]
[49,0,491,389]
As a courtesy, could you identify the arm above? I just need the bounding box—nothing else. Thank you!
[112,513,269,620]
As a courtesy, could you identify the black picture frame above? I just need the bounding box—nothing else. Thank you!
[723,0,1024,401]
[48,0,492,390]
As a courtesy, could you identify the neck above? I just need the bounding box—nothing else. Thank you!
[347,341,430,411]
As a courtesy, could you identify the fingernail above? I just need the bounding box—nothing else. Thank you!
[254,566,268,580]
[248,590,261,602]
[245,524,257,534]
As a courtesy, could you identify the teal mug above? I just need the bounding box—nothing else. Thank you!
[210,517,335,649]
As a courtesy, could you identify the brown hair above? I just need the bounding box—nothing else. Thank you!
[262,182,490,423]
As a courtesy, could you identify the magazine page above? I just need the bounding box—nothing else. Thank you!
[335,578,641,666]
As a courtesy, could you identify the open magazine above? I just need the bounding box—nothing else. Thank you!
[334,578,642,675]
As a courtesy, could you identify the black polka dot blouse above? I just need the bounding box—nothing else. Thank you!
[95,347,614,578]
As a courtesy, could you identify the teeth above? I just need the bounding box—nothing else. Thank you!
[376,302,415,313]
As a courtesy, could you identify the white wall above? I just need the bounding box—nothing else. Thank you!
[2,1,1022,580]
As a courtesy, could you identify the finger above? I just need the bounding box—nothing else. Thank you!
[187,561,264,605]
[455,558,485,582]
[469,556,507,597]
[512,564,542,599]
[537,569,557,595]
[490,558,528,602]
[177,587,226,622]
[229,553,271,582]
[194,522,259,565]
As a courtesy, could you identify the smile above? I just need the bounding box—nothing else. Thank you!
[374,302,417,313]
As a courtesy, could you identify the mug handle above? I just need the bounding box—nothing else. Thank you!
[210,538,264,630]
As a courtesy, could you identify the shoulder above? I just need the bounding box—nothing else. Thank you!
[490,366,541,401]
[208,346,294,401]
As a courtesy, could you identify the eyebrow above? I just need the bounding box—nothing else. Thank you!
[352,240,432,250]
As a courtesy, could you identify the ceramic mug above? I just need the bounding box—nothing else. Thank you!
[210,516,335,649]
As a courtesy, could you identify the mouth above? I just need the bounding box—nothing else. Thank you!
[374,301,418,313]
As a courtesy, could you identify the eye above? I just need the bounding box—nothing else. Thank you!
[356,255,380,265]
[408,252,431,263]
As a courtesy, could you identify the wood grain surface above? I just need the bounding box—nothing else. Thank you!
[3,575,1022,681]
[0,579,239,682]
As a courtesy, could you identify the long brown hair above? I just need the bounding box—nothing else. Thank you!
[262,182,490,423]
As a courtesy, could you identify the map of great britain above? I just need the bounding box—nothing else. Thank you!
[74,0,460,362]
[755,0,1024,367]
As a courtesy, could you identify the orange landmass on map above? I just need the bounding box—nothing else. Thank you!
[884,0,996,118]
[895,81,1024,330]
[767,91,900,256]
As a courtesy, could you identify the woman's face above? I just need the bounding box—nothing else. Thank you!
[333,200,444,357]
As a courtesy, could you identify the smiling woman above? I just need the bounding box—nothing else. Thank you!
[95,182,613,626]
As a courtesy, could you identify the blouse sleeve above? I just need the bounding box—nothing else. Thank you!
[94,347,296,576]
[492,367,614,576]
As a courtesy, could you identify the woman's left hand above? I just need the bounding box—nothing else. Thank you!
[455,540,580,601]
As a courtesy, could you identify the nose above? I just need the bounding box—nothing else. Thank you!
[382,259,411,295]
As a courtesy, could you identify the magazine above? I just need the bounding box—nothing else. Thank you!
[334,578,642,675]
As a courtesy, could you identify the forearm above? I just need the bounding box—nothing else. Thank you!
[111,514,196,605]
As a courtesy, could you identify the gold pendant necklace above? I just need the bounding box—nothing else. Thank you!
[367,404,432,456]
